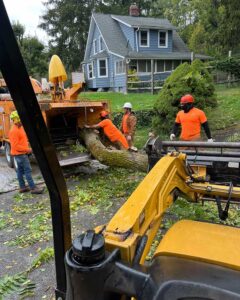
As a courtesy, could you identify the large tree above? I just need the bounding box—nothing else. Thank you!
[12,22,48,79]
[40,0,102,71]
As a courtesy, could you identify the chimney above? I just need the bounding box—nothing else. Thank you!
[129,3,140,17]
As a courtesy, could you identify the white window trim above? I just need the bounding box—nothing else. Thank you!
[115,60,125,75]
[97,58,108,78]
[93,39,97,54]
[139,30,149,47]
[158,30,168,48]
[87,62,95,79]
[99,36,104,52]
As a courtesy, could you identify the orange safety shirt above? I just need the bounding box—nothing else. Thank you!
[9,125,30,155]
[98,119,129,149]
[122,113,129,134]
[175,107,207,141]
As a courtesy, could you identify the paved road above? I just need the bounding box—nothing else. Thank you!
[0,149,41,193]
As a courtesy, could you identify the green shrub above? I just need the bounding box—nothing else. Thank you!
[152,60,217,135]
[212,57,240,79]
[113,110,153,129]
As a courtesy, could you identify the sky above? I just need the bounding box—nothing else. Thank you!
[3,0,48,44]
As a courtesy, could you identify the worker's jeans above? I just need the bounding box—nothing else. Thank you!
[14,155,35,189]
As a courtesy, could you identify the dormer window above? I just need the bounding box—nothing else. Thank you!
[139,30,149,47]
[158,31,168,48]
[93,39,97,54]
[99,36,104,52]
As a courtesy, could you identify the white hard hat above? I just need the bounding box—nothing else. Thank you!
[123,102,132,109]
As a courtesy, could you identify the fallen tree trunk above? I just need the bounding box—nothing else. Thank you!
[81,129,148,172]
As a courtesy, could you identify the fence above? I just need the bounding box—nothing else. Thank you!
[209,68,240,85]
[127,72,166,93]
[127,69,240,93]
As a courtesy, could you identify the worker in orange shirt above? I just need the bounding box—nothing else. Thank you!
[170,94,213,142]
[85,111,129,150]
[120,102,137,151]
[9,111,44,194]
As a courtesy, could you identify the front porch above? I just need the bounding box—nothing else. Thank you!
[126,58,190,93]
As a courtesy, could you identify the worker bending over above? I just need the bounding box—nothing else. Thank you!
[120,102,137,151]
[170,94,213,142]
[85,111,129,150]
[9,111,44,194]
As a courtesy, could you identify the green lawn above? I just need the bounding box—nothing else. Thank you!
[207,84,240,130]
[80,85,240,148]
[79,92,158,112]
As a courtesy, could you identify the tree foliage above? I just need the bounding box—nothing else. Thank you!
[212,57,240,79]
[152,60,217,135]
[151,0,240,57]
[12,22,48,79]
[40,0,100,71]
[12,21,25,46]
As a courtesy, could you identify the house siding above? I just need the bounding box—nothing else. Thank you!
[90,23,107,57]
[138,30,172,52]
[119,23,135,50]
[110,55,126,92]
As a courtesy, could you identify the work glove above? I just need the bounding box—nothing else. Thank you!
[127,135,132,141]
[170,133,175,141]
[207,138,214,142]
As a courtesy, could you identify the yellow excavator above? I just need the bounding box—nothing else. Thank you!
[1,1,240,299]
[64,139,240,299]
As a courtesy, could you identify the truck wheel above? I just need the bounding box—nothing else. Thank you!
[4,142,14,168]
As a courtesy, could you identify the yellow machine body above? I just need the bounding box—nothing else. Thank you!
[97,152,240,272]
[155,220,240,271]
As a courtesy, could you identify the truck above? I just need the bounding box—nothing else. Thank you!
[0,60,108,168]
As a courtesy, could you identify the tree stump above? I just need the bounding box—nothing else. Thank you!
[81,129,148,172]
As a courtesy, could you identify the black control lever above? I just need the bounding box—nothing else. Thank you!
[215,182,233,220]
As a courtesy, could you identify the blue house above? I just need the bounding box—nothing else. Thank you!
[83,9,210,93]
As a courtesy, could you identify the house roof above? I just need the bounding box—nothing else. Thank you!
[92,13,130,58]
[111,15,176,30]
[84,13,210,62]
[91,50,109,59]
[172,31,189,52]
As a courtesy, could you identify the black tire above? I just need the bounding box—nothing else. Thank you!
[4,142,14,168]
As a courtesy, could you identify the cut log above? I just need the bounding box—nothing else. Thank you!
[81,129,148,172]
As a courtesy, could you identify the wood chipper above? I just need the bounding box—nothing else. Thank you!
[0,54,108,168]
[1,2,240,300]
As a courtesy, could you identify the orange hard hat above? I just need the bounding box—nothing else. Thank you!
[100,110,109,117]
[180,94,194,104]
